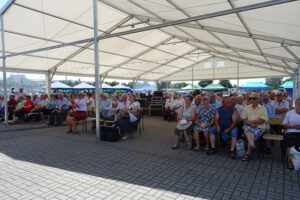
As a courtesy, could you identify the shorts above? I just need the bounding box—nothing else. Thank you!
[194,125,211,133]
[73,111,87,120]
[243,125,263,141]
[286,132,300,147]
[211,125,238,144]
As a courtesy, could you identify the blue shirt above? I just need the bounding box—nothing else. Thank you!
[58,97,69,110]
[263,103,274,118]
[99,98,112,110]
[210,100,222,109]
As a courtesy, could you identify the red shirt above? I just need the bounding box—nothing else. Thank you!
[23,101,34,112]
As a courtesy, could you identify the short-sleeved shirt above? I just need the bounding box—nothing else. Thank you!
[39,99,49,108]
[263,103,274,118]
[283,109,300,133]
[117,100,130,109]
[196,107,216,124]
[210,100,222,109]
[99,98,112,110]
[242,104,268,130]
[235,104,244,118]
[76,99,87,112]
[58,97,69,110]
[17,100,25,109]
[87,97,95,111]
[165,98,174,109]
[7,99,17,110]
[23,101,34,112]
[271,100,289,118]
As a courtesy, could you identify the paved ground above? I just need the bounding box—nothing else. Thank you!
[0,116,299,200]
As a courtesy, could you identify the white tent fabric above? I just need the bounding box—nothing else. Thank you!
[101,83,113,89]
[113,83,130,89]
[73,82,95,90]
[1,0,300,81]
[51,81,71,90]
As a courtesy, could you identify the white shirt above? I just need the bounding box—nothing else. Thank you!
[86,97,95,111]
[117,100,130,109]
[271,100,289,118]
[283,109,300,133]
[76,99,87,112]
[127,101,139,111]
[38,99,49,108]
[235,104,244,118]
[165,98,174,109]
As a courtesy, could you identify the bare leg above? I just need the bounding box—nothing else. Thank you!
[210,134,216,148]
[188,134,193,148]
[231,136,237,151]
[66,116,73,131]
[194,130,200,149]
[9,117,18,125]
[287,147,291,162]
[246,131,255,147]
[173,134,179,147]
[204,132,210,149]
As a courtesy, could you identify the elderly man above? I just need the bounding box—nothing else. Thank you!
[193,95,202,109]
[270,91,289,134]
[209,96,238,158]
[209,94,222,109]
[11,88,27,98]
[99,93,112,110]
[242,93,268,161]
[49,93,69,126]
[269,92,276,102]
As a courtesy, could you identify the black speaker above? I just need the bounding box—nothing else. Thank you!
[149,104,163,116]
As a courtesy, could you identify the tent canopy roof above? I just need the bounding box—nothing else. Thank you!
[1,0,300,81]
[113,83,130,89]
[203,84,226,91]
[181,84,202,90]
[51,81,71,90]
[73,82,95,90]
[280,81,293,88]
[240,82,269,90]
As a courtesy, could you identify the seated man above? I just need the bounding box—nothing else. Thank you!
[99,93,112,110]
[49,93,69,126]
[117,94,130,109]
[209,94,222,109]
[283,98,300,170]
[7,95,17,120]
[270,91,289,134]
[209,96,238,158]
[242,93,268,161]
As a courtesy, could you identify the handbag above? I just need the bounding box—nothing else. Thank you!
[129,113,137,123]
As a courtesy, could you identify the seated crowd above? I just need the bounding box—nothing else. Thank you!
[165,90,299,166]
[0,88,141,140]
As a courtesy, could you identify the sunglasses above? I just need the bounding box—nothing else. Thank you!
[249,97,258,100]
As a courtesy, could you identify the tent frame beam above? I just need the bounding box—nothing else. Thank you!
[4,0,296,59]
[282,45,300,63]
[132,14,300,48]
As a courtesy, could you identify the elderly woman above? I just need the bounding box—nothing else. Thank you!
[162,94,174,120]
[241,93,268,161]
[172,95,196,150]
[66,93,87,134]
[193,97,216,151]
[112,95,119,108]
[9,95,34,125]
[117,94,139,140]
[283,98,300,170]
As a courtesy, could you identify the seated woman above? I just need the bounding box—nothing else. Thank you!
[283,98,300,170]
[241,93,268,161]
[193,97,216,151]
[9,95,34,125]
[172,95,196,150]
[66,93,87,134]
[162,94,174,121]
[117,94,139,140]
[112,95,119,109]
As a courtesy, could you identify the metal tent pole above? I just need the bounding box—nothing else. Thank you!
[237,62,240,93]
[297,65,300,99]
[93,0,101,141]
[45,72,51,96]
[192,65,194,90]
[0,15,8,126]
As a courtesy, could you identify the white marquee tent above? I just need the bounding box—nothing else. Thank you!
[1,0,300,138]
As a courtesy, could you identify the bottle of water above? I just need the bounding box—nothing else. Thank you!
[236,139,245,157]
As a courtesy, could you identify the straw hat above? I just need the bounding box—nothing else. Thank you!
[176,119,192,130]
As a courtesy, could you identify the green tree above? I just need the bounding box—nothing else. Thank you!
[265,78,283,90]
[198,80,213,88]
[219,80,233,88]
[158,82,171,90]
[171,82,187,89]
[123,82,134,89]
[105,81,119,87]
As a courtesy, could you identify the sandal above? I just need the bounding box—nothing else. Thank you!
[207,148,216,155]
[287,161,294,170]
[242,154,251,161]
[194,147,200,152]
